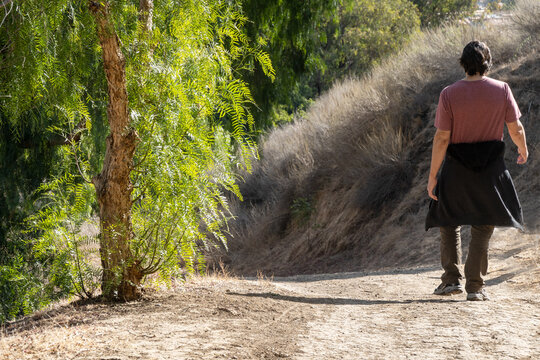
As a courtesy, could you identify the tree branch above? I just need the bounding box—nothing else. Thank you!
[0,0,13,9]
[0,0,14,29]
[70,140,93,184]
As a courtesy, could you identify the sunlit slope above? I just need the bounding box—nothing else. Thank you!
[218,1,540,276]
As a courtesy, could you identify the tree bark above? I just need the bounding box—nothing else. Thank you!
[88,0,142,301]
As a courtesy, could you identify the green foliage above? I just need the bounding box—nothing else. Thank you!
[1,0,274,318]
[239,0,476,128]
[0,124,77,322]
[243,0,478,127]
[239,0,340,128]
[0,254,43,323]
[0,228,73,323]
[0,0,104,321]
[270,0,420,125]
[120,0,273,276]
[313,0,421,92]
[290,197,314,226]
[410,0,476,27]
[28,170,100,297]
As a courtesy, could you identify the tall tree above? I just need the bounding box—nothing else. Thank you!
[0,0,273,304]
[88,0,141,300]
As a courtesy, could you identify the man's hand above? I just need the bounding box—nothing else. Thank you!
[517,147,528,164]
[507,120,528,165]
[427,176,438,201]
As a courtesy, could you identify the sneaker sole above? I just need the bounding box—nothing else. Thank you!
[434,288,464,296]
[467,295,489,301]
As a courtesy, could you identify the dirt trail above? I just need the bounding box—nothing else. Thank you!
[275,228,540,359]
[1,228,539,359]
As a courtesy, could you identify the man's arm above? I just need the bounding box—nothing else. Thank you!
[427,129,451,201]
[506,119,528,164]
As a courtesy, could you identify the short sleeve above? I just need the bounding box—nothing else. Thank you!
[504,83,521,123]
[434,88,452,131]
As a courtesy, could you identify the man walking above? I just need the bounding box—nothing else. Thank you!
[425,40,528,301]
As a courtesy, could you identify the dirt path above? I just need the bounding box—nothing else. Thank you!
[1,228,539,359]
[275,227,540,359]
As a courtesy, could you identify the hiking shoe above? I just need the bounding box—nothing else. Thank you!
[433,283,464,296]
[467,289,490,301]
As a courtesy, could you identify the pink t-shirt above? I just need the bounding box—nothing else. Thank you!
[435,77,521,144]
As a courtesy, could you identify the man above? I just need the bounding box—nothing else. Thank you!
[425,40,528,301]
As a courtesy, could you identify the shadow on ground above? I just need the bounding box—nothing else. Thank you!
[227,291,462,306]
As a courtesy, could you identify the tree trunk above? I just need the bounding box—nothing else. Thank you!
[139,0,154,34]
[88,0,142,301]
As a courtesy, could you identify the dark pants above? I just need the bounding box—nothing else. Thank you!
[440,225,494,293]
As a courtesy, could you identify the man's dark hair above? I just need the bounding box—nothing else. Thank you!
[459,41,492,76]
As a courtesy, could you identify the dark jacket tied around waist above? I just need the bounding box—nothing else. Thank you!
[425,140,523,231]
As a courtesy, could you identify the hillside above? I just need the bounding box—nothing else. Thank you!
[215,1,540,276]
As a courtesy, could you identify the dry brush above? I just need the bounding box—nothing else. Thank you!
[215,0,540,276]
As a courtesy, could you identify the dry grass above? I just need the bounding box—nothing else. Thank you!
[215,0,540,276]
[512,0,540,40]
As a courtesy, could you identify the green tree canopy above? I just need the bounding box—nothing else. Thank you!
[313,0,421,93]
[0,0,273,318]
[239,0,340,128]
[411,0,476,27]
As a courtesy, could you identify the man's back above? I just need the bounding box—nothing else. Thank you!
[435,77,521,144]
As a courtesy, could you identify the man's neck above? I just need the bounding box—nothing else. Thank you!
[464,73,486,81]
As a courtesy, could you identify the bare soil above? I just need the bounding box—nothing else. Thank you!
[1,227,538,359]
